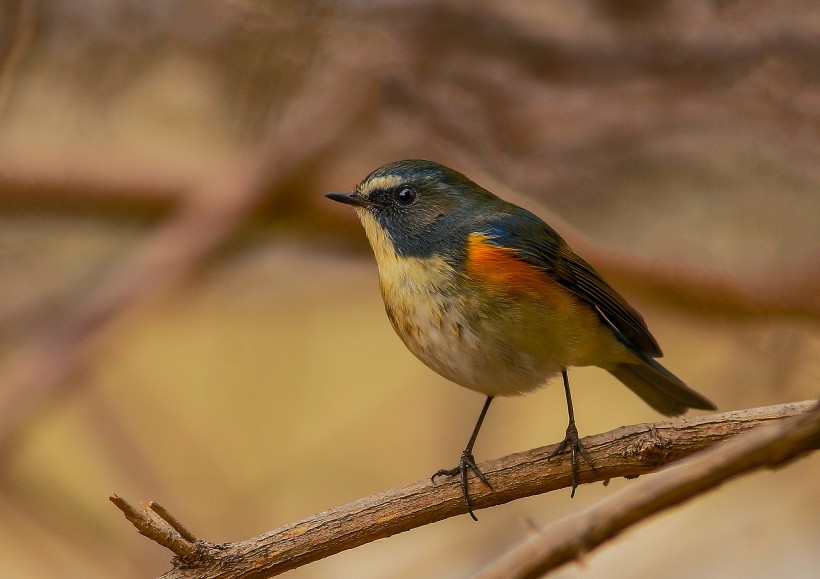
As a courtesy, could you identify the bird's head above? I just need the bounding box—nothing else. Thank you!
[326,159,499,260]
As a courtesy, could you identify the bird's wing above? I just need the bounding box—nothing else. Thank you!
[481,211,663,358]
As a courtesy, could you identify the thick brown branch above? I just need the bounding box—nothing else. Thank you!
[474,400,820,579]
[111,401,817,579]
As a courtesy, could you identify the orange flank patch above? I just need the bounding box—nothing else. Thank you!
[465,233,566,299]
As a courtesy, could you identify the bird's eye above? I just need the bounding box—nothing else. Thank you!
[394,186,417,206]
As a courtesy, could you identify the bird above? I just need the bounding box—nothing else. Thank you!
[326,159,716,520]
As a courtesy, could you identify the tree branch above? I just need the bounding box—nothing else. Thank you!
[110,401,818,579]
[474,400,820,579]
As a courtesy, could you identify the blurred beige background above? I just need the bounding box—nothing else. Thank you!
[0,1,818,578]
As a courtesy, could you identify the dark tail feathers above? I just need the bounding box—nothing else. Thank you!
[608,355,716,417]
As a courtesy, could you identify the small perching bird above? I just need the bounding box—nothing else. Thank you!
[327,159,716,520]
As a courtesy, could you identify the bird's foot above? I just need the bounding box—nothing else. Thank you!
[431,450,492,521]
[548,420,595,497]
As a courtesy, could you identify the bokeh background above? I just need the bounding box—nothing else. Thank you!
[1,1,818,577]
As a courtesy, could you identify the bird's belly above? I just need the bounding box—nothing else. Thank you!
[381,281,592,397]
[393,301,567,397]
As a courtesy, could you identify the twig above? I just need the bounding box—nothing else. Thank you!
[110,401,817,579]
[148,501,198,544]
[110,495,197,559]
[474,401,820,579]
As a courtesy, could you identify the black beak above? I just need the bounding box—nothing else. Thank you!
[325,192,367,207]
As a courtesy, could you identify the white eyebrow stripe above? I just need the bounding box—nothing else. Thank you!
[359,175,404,195]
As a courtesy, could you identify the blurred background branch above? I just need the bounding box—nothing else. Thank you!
[0,52,374,459]
[0,0,38,118]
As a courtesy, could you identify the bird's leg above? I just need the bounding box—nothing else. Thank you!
[432,395,494,521]
[548,369,594,497]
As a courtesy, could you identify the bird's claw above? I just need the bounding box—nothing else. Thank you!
[548,421,595,497]
[432,450,492,521]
